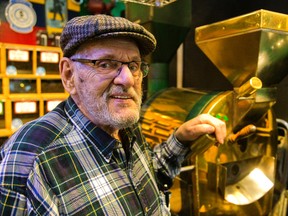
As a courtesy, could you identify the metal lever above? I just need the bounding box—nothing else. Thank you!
[228,124,257,143]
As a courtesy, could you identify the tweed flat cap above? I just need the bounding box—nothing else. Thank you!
[60,15,156,57]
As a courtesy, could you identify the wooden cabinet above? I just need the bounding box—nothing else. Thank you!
[0,43,68,141]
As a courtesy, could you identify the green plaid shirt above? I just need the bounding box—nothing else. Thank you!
[0,97,188,215]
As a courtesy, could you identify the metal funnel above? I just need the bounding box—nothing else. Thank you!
[195,10,288,87]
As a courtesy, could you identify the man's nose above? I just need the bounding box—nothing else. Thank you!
[113,65,135,86]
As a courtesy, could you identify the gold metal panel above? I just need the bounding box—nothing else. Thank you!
[195,10,288,41]
[195,10,288,87]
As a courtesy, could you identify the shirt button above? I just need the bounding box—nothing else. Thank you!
[145,207,149,212]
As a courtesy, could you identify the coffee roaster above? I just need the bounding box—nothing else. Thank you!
[140,10,288,215]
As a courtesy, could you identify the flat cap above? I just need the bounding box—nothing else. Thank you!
[60,14,156,57]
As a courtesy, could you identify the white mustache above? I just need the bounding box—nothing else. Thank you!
[106,86,139,101]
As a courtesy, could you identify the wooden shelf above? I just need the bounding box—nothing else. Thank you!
[0,43,68,141]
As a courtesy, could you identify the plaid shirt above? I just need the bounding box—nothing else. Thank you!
[0,97,189,215]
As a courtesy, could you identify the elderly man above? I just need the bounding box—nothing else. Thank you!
[0,15,226,215]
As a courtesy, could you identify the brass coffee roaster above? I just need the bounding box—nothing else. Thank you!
[140,10,288,215]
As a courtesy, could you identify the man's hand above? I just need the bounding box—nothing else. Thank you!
[174,114,226,145]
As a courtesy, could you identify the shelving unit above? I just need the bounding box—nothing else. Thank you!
[0,43,68,143]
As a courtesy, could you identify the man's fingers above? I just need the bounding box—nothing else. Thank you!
[175,114,227,144]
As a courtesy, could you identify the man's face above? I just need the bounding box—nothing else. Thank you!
[67,38,144,131]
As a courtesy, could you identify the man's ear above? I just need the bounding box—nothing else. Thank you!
[59,57,76,95]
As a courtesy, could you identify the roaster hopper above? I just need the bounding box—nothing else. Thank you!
[141,10,288,215]
[195,9,288,88]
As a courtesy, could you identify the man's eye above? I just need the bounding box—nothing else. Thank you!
[129,63,139,71]
[97,60,113,69]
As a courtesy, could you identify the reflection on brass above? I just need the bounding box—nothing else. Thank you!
[221,156,275,205]
[141,88,225,147]
[155,128,170,136]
